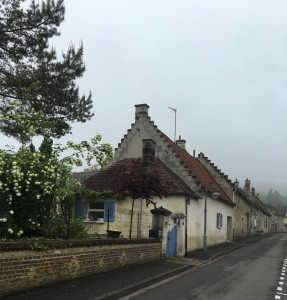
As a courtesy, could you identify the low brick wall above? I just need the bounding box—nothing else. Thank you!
[0,238,161,297]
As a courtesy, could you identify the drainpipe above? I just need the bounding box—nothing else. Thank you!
[232,179,239,240]
[185,196,189,254]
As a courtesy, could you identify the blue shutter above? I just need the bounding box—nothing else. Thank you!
[74,201,84,219]
[104,201,115,222]
[220,214,223,228]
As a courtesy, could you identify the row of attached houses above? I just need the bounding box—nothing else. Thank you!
[73,104,286,257]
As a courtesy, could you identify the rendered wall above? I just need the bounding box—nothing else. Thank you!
[187,196,233,251]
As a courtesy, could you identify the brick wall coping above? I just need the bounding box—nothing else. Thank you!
[0,237,161,252]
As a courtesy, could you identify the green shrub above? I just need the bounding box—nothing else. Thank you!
[40,217,88,239]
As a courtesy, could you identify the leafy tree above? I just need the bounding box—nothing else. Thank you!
[0,0,93,138]
[0,101,113,239]
[112,159,168,238]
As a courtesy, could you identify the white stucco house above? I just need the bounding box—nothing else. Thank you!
[75,104,235,256]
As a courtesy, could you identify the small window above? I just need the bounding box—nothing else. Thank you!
[217,213,223,229]
[86,201,115,222]
[88,202,104,221]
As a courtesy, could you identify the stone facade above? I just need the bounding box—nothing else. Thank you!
[83,104,235,254]
[197,153,272,239]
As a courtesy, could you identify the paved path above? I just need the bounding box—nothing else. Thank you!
[121,233,286,300]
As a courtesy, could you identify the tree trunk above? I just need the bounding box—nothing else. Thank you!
[129,198,135,238]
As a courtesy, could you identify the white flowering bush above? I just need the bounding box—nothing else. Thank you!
[0,99,113,239]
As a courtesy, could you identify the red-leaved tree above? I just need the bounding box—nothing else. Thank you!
[112,159,168,238]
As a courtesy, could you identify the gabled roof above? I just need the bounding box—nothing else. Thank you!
[72,171,95,182]
[237,188,271,216]
[68,171,95,187]
[159,132,233,205]
[113,104,233,206]
[265,204,287,217]
[252,194,271,216]
[83,158,201,198]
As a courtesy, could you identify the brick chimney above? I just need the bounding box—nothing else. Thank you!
[176,135,186,149]
[135,104,149,119]
[244,178,250,194]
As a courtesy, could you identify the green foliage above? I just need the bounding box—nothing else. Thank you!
[0,0,93,138]
[40,216,88,239]
[29,241,50,251]
[80,188,118,201]
[0,144,61,238]
[0,105,113,239]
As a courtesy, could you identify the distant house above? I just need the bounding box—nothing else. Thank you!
[265,203,287,232]
[77,104,236,256]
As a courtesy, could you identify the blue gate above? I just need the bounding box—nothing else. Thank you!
[166,224,177,258]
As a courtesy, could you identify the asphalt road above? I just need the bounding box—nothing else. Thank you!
[121,233,287,300]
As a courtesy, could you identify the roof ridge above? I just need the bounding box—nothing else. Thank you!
[155,158,201,198]
[197,152,234,186]
[158,131,203,190]
[157,132,233,204]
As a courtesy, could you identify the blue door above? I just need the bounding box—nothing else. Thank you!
[166,225,177,258]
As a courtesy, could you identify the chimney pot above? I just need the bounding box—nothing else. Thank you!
[234,178,239,189]
[135,104,149,119]
[244,178,251,194]
[176,136,186,149]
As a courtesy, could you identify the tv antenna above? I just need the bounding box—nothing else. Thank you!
[168,106,177,141]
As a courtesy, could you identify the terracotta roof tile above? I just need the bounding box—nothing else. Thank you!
[83,158,200,198]
[159,132,233,205]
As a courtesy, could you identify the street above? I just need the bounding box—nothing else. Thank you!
[120,234,287,300]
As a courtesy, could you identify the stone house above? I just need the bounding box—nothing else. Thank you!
[197,153,252,239]
[265,204,287,232]
[196,152,272,239]
[76,104,236,256]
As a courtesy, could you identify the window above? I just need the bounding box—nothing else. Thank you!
[88,202,104,221]
[86,201,115,222]
[217,213,223,229]
[74,200,115,222]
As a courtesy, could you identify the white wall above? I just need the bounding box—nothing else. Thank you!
[187,196,233,251]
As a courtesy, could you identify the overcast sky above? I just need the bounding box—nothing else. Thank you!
[3,0,287,195]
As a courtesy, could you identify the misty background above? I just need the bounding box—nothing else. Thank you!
[1,0,286,200]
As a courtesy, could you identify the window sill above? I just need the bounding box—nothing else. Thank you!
[84,220,105,224]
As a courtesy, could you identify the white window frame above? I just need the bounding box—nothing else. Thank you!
[86,202,105,222]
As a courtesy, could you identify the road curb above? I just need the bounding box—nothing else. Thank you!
[93,263,194,300]
[210,236,266,261]
[96,235,271,299]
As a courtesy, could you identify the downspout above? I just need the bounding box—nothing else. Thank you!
[232,188,237,240]
[185,196,190,255]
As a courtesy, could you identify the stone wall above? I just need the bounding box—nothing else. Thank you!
[0,239,161,297]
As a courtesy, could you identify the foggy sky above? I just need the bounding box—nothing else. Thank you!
[2,0,287,194]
